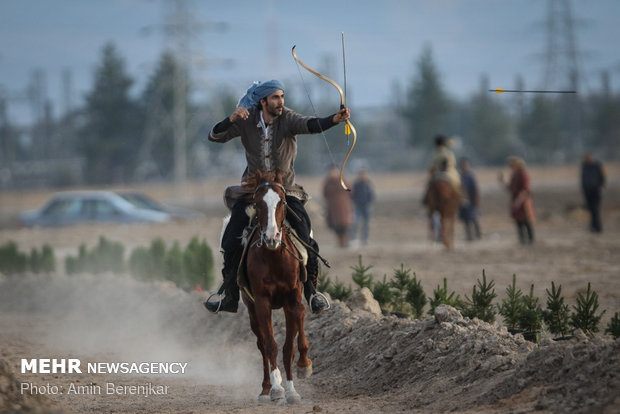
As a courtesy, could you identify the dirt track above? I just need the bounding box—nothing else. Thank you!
[1,164,619,413]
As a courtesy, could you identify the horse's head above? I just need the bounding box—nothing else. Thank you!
[252,169,286,250]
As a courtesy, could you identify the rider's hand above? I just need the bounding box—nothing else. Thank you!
[332,107,350,124]
[230,107,250,122]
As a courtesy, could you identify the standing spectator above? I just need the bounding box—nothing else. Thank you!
[350,169,375,246]
[458,158,481,241]
[498,156,535,244]
[323,166,353,247]
[581,152,606,233]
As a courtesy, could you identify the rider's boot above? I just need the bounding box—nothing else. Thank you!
[204,269,239,313]
[304,246,329,314]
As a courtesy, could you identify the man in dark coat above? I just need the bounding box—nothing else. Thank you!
[581,153,606,233]
[458,158,481,241]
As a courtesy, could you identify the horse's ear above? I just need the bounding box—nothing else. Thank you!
[274,168,283,184]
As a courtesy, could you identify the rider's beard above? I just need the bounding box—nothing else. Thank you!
[266,102,283,118]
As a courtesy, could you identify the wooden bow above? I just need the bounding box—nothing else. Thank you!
[292,45,357,191]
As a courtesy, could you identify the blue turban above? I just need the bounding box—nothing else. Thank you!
[237,80,285,109]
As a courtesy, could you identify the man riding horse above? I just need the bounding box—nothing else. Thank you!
[423,134,461,205]
[204,79,351,314]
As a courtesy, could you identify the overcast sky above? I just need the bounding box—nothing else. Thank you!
[1,0,619,124]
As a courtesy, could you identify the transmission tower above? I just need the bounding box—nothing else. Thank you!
[139,0,227,185]
[541,0,583,157]
[542,0,580,91]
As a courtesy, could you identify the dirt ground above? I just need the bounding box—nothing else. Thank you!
[1,164,619,413]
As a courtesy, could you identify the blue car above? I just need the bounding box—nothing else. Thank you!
[19,191,171,228]
[115,191,202,220]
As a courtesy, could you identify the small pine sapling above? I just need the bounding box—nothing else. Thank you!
[570,282,606,337]
[318,270,352,301]
[371,274,392,309]
[329,280,353,301]
[164,241,185,286]
[39,244,56,273]
[519,284,543,334]
[183,237,215,290]
[388,264,413,314]
[543,281,571,338]
[428,278,463,315]
[463,270,497,323]
[0,241,28,275]
[351,255,374,289]
[317,269,332,293]
[405,272,427,319]
[605,312,620,339]
[498,274,523,331]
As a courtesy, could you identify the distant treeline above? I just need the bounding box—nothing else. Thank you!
[2,44,618,188]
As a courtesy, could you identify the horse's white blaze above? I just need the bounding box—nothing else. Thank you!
[263,189,282,243]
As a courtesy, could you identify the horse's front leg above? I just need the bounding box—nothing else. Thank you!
[292,291,311,379]
[246,300,271,401]
[282,297,306,404]
[253,297,284,401]
[296,331,312,379]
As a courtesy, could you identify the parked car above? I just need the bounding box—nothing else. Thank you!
[115,191,202,220]
[19,191,171,228]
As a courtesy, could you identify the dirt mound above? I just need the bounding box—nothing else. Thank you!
[0,359,62,414]
[485,334,620,413]
[253,285,619,413]
[1,274,618,413]
[299,298,619,413]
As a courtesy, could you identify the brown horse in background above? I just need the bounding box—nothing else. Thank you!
[242,169,312,404]
[426,177,461,250]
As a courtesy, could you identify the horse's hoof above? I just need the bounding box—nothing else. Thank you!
[257,394,271,403]
[286,390,301,404]
[270,387,285,401]
[297,364,312,379]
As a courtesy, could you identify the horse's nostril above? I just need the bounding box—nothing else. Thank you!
[265,239,280,250]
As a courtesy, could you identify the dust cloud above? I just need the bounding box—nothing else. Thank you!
[0,272,259,387]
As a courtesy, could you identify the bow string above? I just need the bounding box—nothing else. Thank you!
[292,45,357,191]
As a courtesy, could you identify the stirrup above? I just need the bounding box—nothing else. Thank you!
[205,291,223,313]
[310,292,330,312]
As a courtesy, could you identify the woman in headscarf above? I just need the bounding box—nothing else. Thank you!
[322,165,353,247]
[498,156,535,244]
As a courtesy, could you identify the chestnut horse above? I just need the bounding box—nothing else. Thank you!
[242,170,312,404]
[426,177,461,250]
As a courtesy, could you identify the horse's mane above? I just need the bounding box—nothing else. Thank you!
[243,169,283,190]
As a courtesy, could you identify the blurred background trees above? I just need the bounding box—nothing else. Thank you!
[0,42,617,189]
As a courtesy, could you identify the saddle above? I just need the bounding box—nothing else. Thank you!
[431,169,462,192]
